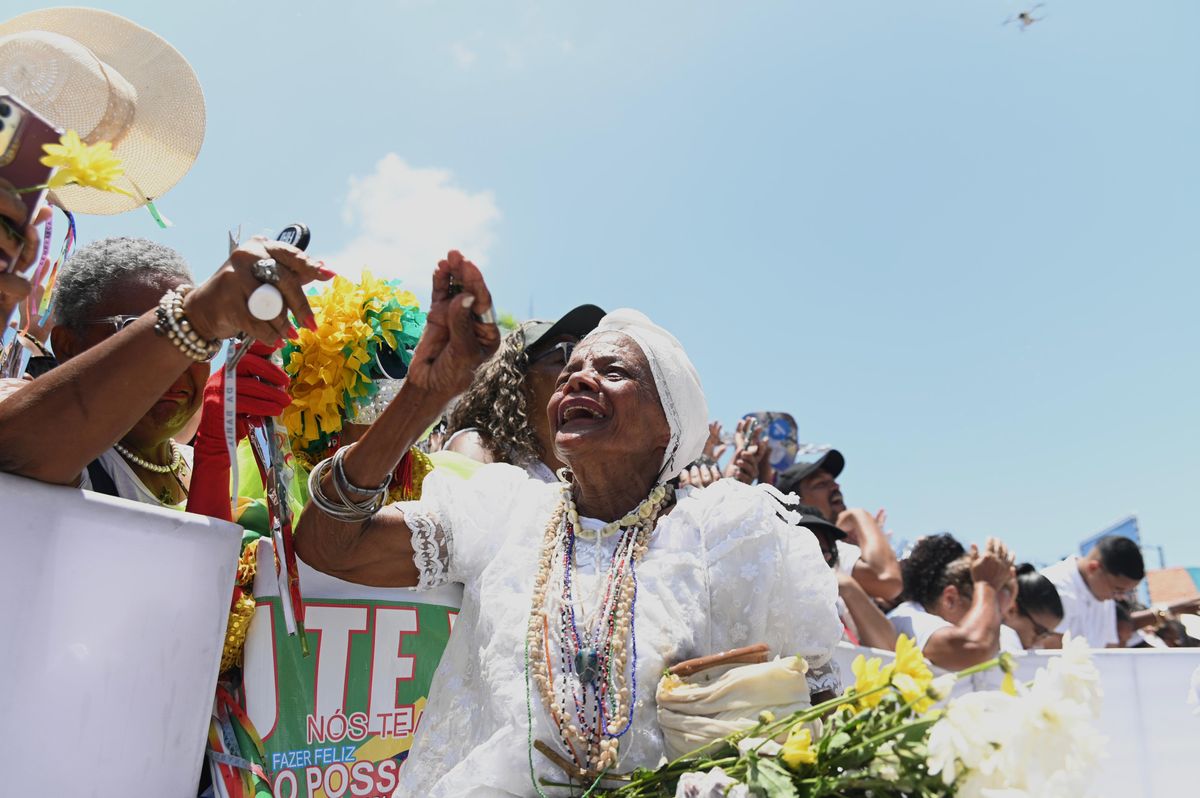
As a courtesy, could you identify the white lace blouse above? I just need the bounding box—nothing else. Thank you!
[395,464,841,797]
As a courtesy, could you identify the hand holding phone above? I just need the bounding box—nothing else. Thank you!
[0,93,61,250]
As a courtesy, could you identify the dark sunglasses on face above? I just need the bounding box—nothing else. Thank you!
[528,341,575,367]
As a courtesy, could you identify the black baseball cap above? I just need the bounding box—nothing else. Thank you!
[523,304,606,352]
[771,498,847,542]
[775,449,845,497]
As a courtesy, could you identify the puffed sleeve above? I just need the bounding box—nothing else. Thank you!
[395,461,550,589]
[696,481,842,673]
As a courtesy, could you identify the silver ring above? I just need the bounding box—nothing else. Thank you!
[474,308,498,325]
[251,258,282,285]
[247,283,284,321]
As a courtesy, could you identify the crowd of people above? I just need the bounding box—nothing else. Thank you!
[2,7,1198,798]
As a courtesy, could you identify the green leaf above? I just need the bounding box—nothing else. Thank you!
[746,758,799,798]
[824,732,852,754]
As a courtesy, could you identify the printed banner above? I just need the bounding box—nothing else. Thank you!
[241,540,463,797]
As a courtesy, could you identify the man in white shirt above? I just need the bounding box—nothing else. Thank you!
[1040,536,1144,648]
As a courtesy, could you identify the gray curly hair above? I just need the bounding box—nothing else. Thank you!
[55,237,193,331]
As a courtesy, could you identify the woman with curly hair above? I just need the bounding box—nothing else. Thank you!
[443,304,604,481]
[888,533,1018,670]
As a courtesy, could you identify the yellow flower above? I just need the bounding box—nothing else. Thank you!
[1001,670,1018,697]
[890,634,935,712]
[780,725,817,770]
[849,654,890,708]
[39,130,131,196]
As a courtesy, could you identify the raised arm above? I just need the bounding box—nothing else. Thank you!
[0,238,330,484]
[838,508,903,601]
[294,251,500,587]
[922,544,1014,670]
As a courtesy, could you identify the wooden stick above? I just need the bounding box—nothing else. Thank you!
[669,643,770,678]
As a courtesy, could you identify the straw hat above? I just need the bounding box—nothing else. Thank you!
[0,7,205,215]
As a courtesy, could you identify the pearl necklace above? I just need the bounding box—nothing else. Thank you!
[526,483,670,780]
[113,440,184,475]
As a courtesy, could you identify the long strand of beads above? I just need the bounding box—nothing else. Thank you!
[526,483,670,777]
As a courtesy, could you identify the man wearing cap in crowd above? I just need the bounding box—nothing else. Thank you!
[776,499,899,650]
[443,304,605,482]
[776,449,903,602]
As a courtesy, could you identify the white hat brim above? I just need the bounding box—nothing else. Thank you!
[0,7,206,215]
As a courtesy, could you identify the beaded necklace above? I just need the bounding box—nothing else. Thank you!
[114,440,183,475]
[525,481,670,789]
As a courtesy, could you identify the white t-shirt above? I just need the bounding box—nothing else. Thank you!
[887,600,952,652]
[999,623,1024,654]
[836,540,862,576]
[1040,556,1117,647]
[78,446,194,509]
[888,600,1024,654]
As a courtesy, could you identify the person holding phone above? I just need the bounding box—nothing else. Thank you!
[0,181,51,327]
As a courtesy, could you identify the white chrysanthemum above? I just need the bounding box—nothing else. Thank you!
[1008,687,1104,787]
[930,640,1107,798]
[675,767,750,798]
[930,673,958,701]
[1035,633,1103,715]
[927,691,1017,785]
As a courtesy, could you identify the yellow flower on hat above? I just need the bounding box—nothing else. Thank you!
[780,725,817,770]
[39,130,132,196]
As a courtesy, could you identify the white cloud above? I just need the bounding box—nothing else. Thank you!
[324,154,501,290]
[450,42,477,69]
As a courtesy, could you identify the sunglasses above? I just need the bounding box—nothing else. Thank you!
[1017,602,1054,640]
[83,315,142,334]
[528,341,575,367]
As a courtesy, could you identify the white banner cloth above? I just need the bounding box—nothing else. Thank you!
[0,472,242,797]
[833,642,1200,798]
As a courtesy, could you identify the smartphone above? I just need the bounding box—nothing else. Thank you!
[742,415,761,445]
[0,92,62,261]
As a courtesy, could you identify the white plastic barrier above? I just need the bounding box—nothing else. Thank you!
[832,642,1200,798]
[0,472,242,797]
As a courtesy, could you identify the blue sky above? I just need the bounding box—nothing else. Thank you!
[11,1,1199,568]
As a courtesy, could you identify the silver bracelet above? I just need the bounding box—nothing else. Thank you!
[308,456,376,522]
[307,446,393,522]
[332,444,392,495]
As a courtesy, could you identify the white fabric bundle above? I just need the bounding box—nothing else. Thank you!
[655,656,814,759]
[587,308,708,480]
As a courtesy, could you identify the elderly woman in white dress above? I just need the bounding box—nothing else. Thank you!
[295,252,840,797]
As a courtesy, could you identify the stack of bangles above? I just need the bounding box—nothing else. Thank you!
[308,444,394,522]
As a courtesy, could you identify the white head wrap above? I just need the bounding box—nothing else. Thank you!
[585,309,709,481]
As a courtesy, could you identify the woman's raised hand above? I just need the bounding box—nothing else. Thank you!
[406,250,501,399]
[183,236,335,344]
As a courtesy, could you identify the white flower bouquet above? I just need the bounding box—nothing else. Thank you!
[579,635,1105,798]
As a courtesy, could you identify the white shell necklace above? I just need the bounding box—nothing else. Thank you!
[113,440,184,475]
